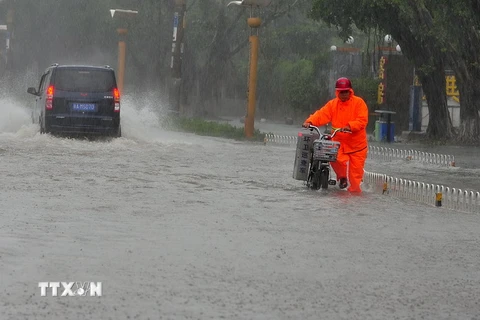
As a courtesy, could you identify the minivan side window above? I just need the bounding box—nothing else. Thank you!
[38,71,51,94]
[37,74,47,94]
[44,72,52,92]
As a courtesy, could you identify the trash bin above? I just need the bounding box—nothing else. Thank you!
[374,110,396,143]
[375,120,395,142]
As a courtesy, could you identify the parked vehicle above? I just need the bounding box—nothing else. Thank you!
[27,64,121,137]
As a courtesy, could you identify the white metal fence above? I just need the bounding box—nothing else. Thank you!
[364,171,480,214]
[265,135,475,212]
[264,135,456,167]
[368,146,455,167]
[264,133,297,145]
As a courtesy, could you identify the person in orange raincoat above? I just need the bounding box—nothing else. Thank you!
[302,77,369,192]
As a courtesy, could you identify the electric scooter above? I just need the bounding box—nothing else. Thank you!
[293,125,349,190]
[307,125,347,190]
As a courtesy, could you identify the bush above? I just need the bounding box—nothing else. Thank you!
[352,77,380,108]
[165,116,266,142]
[274,59,324,114]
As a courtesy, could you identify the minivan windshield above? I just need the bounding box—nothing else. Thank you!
[54,68,116,92]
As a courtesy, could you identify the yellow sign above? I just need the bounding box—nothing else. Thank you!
[416,75,460,102]
[377,83,385,104]
[377,56,387,104]
[379,56,387,79]
[445,75,459,102]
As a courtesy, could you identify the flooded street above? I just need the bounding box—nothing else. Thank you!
[1,99,480,319]
[226,117,480,193]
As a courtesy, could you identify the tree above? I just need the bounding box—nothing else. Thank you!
[258,19,333,118]
[425,0,480,143]
[310,0,455,141]
[183,0,331,117]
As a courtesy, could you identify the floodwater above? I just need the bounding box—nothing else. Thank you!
[1,98,480,319]
[224,117,480,192]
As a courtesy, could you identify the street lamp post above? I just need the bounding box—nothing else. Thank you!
[110,9,138,95]
[116,28,127,95]
[228,0,271,138]
[5,5,13,70]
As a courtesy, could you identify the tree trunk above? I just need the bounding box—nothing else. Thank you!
[449,55,480,144]
[392,33,453,141]
[456,77,480,143]
[418,66,454,141]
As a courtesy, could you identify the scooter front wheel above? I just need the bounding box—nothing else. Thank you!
[320,166,329,189]
[308,160,321,190]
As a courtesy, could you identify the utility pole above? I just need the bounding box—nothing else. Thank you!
[170,0,186,116]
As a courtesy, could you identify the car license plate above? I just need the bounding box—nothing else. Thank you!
[72,103,97,112]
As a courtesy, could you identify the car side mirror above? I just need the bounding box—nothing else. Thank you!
[27,87,38,96]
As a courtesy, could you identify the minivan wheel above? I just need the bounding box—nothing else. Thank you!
[39,117,45,134]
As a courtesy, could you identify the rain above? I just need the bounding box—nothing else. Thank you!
[1,1,480,319]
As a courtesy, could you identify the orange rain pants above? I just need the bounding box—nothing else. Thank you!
[305,89,369,192]
[330,146,368,192]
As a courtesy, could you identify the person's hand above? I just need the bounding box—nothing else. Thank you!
[302,121,312,128]
[341,125,351,132]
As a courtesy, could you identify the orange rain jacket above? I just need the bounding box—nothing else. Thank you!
[305,89,369,153]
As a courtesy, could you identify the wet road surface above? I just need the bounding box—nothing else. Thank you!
[1,101,480,319]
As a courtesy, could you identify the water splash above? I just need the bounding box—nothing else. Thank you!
[0,90,213,148]
[0,96,34,135]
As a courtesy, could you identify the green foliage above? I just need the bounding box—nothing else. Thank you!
[166,117,266,142]
[262,22,334,61]
[6,0,479,142]
[352,77,380,109]
[309,0,461,141]
[273,59,322,113]
[245,11,336,118]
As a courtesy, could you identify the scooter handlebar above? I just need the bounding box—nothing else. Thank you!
[307,125,351,139]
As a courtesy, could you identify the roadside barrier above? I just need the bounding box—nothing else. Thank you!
[268,134,472,212]
[364,171,480,214]
[368,146,455,167]
[265,136,456,167]
[271,133,475,212]
[264,133,297,145]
